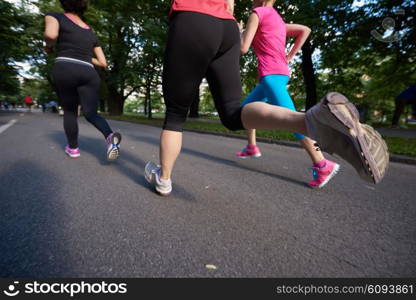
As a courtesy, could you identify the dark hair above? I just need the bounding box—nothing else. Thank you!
[59,0,88,16]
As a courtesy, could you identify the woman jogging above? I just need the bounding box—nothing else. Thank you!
[235,0,339,188]
[144,0,389,196]
[44,0,121,160]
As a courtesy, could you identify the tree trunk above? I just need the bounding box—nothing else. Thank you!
[97,68,108,113]
[99,97,106,113]
[301,39,318,111]
[146,83,152,119]
[189,92,200,118]
[107,86,124,115]
[144,97,148,115]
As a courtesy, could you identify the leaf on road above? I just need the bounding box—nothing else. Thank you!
[205,264,217,270]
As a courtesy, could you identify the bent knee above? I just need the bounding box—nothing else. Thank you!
[219,108,244,131]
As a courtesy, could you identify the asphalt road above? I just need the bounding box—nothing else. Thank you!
[1,111,415,277]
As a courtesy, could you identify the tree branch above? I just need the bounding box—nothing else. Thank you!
[123,85,143,100]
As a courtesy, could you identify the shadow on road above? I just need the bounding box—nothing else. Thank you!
[47,131,197,201]
[0,160,72,277]
[132,135,307,188]
[48,131,148,187]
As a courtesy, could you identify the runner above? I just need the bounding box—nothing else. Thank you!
[44,0,121,160]
[235,0,339,188]
[144,0,389,196]
[24,96,34,113]
[391,85,416,127]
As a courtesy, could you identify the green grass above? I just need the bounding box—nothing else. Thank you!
[106,114,416,157]
[384,137,416,157]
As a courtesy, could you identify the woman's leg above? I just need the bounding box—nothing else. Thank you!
[236,84,266,157]
[157,13,222,182]
[260,75,325,164]
[160,130,182,180]
[77,67,113,139]
[63,102,80,149]
[52,63,80,149]
[247,129,256,145]
[241,85,266,147]
[241,101,307,133]
[77,66,121,161]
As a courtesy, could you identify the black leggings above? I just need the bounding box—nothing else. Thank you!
[163,12,244,132]
[52,61,113,148]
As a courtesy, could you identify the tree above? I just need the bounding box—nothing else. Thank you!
[0,0,33,97]
[189,92,200,118]
[87,0,169,116]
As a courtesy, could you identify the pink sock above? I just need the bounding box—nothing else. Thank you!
[247,144,256,149]
[313,159,326,168]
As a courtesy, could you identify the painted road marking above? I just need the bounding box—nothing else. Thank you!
[0,119,17,134]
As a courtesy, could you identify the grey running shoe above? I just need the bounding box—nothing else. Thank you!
[305,92,389,184]
[106,132,122,161]
[144,161,172,196]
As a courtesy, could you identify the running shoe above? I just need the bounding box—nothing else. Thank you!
[106,132,122,161]
[305,92,389,184]
[144,161,172,196]
[65,145,80,158]
[236,144,262,158]
[308,159,340,188]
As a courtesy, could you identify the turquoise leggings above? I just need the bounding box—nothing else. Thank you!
[241,74,305,140]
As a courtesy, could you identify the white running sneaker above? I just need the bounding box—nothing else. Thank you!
[106,132,122,161]
[144,161,172,196]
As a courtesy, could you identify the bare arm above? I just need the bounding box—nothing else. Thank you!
[92,46,108,68]
[286,24,311,63]
[44,16,59,53]
[225,0,234,15]
[240,12,259,55]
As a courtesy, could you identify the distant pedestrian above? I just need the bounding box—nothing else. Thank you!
[24,96,34,112]
[392,85,416,127]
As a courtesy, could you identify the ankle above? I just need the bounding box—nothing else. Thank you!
[313,159,326,168]
[160,169,171,181]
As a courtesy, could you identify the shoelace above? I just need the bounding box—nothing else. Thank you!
[310,167,319,180]
[109,144,119,156]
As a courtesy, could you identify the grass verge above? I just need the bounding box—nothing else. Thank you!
[106,114,416,158]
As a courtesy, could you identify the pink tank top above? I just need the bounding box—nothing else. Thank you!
[170,0,235,20]
[252,7,290,77]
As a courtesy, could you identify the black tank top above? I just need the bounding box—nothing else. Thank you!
[46,12,100,63]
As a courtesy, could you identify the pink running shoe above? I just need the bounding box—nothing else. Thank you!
[65,145,80,158]
[236,144,262,159]
[308,160,340,188]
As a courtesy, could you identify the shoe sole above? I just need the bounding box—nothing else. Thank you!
[107,132,122,161]
[325,93,388,184]
[237,153,262,159]
[65,150,80,158]
[310,163,340,189]
[307,92,388,184]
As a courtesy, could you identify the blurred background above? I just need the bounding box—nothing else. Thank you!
[0,0,415,125]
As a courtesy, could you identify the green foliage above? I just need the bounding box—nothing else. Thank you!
[0,0,33,96]
[107,113,416,157]
[200,87,216,113]
[5,0,414,124]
